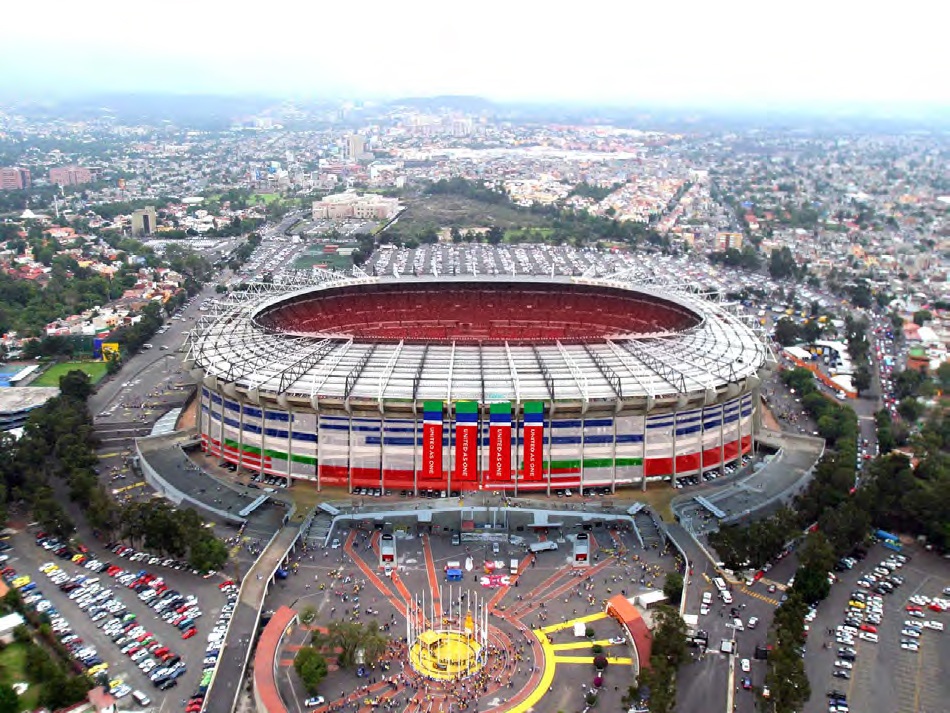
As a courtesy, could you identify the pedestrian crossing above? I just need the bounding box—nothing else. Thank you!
[759,577,786,591]
[739,586,780,606]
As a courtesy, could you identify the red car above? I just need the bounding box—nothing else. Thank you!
[219,580,235,590]
[906,605,923,612]
[182,627,197,640]
[928,603,945,612]
[154,646,169,657]
[77,544,89,554]
[859,624,877,633]
[186,705,202,713]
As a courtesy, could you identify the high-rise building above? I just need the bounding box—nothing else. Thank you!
[131,206,158,236]
[345,134,366,161]
[0,167,31,191]
[49,166,93,187]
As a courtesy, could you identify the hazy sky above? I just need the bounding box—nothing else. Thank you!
[1,0,946,108]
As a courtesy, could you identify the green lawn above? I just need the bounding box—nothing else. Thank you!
[0,643,42,710]
[33,361,109,387]
[250,193,280,204]
[293,251,354,271]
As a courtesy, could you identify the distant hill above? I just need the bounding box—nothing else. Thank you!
[19,93,277,129]
[387,95,496,112]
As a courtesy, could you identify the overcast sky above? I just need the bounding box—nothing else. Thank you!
[1,0,946,108]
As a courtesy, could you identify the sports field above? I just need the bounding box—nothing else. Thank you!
[33,361,108,387]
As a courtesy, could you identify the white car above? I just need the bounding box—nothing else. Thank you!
[740,658,751,672]
[923,621,944,632]
[901,642,919,652]
[609,636,626,645]
[901,628,920,638]
[858,632,878,643]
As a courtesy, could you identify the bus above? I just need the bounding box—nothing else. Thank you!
[875,529,898,542]
[713,577,727,593]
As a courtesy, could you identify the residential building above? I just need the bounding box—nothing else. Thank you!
[717,232,743,250]
[345,134,366,161]
[49,165,93,186]
[131,206,158,236]
[0,167,30,191]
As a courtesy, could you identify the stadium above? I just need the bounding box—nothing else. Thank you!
[186,267,769,493]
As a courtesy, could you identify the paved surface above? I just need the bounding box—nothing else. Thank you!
[204,526,301,713]
[672,428,824,535]
[138,434,287,541]
[803,544,950,713]
[264,515,682,713]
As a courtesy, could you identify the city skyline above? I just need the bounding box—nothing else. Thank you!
[2,0,948,110]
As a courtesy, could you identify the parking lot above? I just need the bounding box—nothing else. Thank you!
[6,529,235,711]
[803,544,950,713]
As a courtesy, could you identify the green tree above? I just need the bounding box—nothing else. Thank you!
[852,365,871,396]
[293,647,328,695]
[773,318,802,347]
[662,571,683,605]
[0,683,18,713]
[912,310,932,326]
[897,397,923,423]
[58,370,93,402]
[313,621,388,669]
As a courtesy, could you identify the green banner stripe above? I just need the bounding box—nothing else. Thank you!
[524,401,544,414]
[423,400,444,412]
[223,438,316,465]
[490,402,512,415]
[530,457,644,470]
[456,401,478,414]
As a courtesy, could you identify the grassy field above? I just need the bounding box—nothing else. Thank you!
[503,227,555,242]
[607,485,679,522]
[33,361,108,387]
[293,251,354,271]
[0,643,41,710]
[397,195,550,233]
[250,193,280,204]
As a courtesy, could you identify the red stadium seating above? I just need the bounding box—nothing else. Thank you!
[255,283,699,343]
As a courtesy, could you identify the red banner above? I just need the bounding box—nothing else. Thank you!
[489,424,511,482]
[454,425,478,482]
[523,425,543,481]
[422,422,443,480]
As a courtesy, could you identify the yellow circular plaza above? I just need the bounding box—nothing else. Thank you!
[408,629,485,681]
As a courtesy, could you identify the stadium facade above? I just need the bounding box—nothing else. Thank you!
[187,274,769,493]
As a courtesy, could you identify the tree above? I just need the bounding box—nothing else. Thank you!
[768,246,797,279]
[313,621,388,669]
[300,605,317,625]
[58,369,93,402]
[293,647,328,695]
[912,310,932,326]
[0,684,18,713]
[773,318,802,347]
[897,397,923,423]
[853,365,871,396]
[936,362,950,393]
[662,572,683,605]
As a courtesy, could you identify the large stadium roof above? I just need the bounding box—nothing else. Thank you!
[187,271,770,410]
